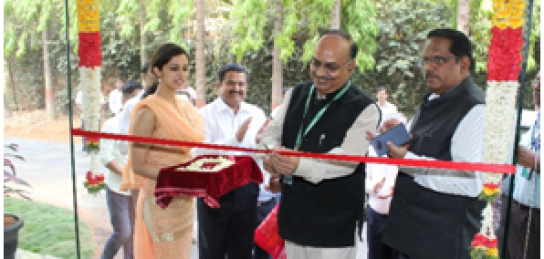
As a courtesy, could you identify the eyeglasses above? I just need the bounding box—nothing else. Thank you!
[418,55,459,69]
[310,58,352,73]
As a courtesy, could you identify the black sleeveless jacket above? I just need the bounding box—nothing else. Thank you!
[383,77,486,259]
[278,81,375,247]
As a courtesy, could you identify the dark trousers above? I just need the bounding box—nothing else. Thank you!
[367,207,401,259]
[102,187,135,259]
[505,200,540,259]
[197,182,259,259]
[253,197,278,259]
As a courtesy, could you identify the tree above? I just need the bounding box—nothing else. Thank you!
[271,0,284,109]
[4,0,59,118]
[457,0,470,35]
[42,27,55,120]
[139,0,148,65]
[195,0,206,107]
[229,0,379,109]
[330,0,341,29]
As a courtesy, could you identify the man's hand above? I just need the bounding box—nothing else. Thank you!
[366,130,377,141]
[372,177,386,194]
[377,186,394,199]
[255,118,271,144]
[236,117,252,142]
[387,141,409,158]
[265,174,282,193]
[269,147,300,176]
[517,145,539,170]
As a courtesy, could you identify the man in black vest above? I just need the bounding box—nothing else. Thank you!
[380,29,486,259]
[259,29,380,259]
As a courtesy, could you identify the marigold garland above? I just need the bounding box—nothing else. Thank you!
[77,0,103,195]
[471,0,526,257]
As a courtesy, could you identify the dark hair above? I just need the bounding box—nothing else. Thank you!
[122,80,143,97]
[217,64,249,83]
[141,62,150,74]
[427,29,475,73]
[142,43,188,99]
[376,87,387,93]
[319,29,358,59]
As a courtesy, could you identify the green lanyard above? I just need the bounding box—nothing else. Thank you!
[294,81,351,151]
[284,81,351,185]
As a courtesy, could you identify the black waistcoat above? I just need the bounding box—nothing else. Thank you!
[278,81,374,247]
[382,77,486,259]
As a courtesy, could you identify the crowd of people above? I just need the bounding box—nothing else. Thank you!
[83,28,540,259]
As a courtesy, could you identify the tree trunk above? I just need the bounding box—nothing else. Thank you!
[457,0,469,35]
[139,0,148,65]
[8,58,20,112]
[330,0,341,29]
[4,95,12,118]
[42,28,55,120]
[271,0,283,110]
[195,0,206,108]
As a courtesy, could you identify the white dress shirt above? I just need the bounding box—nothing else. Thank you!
[259,89,381,185]
[401,93,485,197]
[366,146,399,215]
[377,101,398,119]
[99,114,130,196]
[196,98,275,202]
[117,90,145,155]
[108,89,123,115]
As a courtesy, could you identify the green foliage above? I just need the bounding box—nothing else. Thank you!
[230,0,379,72]
[342,0,380,72]
[4,198,94,259]
[361,0,450,112]
[229,0,268,61]
[4,0,540,116]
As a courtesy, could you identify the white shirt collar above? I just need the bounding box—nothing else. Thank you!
[215,97,248,113]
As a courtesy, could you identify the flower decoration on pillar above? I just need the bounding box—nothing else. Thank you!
[471,0,526,258]
[77,0,104,195]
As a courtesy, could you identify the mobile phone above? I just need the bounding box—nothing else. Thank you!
[371,123,410,157]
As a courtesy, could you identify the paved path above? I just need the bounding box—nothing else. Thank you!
[6,138,368,259]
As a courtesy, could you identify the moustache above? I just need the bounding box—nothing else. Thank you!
[425,72,439,80]
[228,90,243,95]
[312,73,334,82]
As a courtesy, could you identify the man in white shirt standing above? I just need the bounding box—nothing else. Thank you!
[365,112,406,259]
[118,62,153,155]
[108,78,124,116]
[375,87,398,120]
[196,64,268,259]
[99,81,142,259]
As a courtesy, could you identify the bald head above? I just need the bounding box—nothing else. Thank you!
[310,30,357,95]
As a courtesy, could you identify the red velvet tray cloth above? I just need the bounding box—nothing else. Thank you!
[155,155,263,209]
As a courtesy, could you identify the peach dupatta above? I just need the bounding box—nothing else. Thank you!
[119,95,205,191]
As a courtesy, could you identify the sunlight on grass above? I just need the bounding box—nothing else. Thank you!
[4,198,95,258]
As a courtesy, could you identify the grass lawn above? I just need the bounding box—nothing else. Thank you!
[4,198,95,258]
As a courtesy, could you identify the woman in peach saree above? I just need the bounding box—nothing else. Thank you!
[120,43,205,259]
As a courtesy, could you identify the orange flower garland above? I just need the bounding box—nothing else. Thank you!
[77,0,104,195]
[472,0,526,258]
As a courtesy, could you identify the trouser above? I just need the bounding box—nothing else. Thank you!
[253,197,278,259]
[505,200,540,259]
[197,182,259,259]
[284,240,356,259]
[366,207,400,259]
[101,187,136,259]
